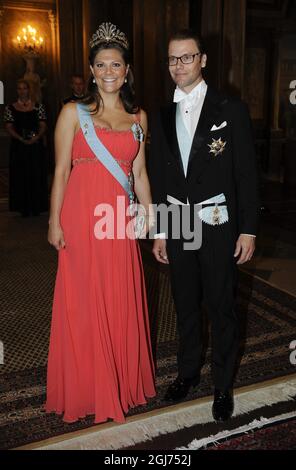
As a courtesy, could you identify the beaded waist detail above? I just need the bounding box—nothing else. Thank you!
[72,157,132,169]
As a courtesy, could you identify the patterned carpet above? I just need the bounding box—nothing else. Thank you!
[0,213,296,449]
[118,387,296,451]
[207,415,296,450]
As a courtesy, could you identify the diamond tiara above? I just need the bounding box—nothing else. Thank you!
[89,22,129,50]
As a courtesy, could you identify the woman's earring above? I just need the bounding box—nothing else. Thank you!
[124,78,127,83]
[93,78,96,84]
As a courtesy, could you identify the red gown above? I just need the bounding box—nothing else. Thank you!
[46,119,156,423]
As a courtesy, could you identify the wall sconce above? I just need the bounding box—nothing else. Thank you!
[13,24,46,103]
[13,24,44,57]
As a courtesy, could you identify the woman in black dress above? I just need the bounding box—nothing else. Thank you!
[4,79,48,216]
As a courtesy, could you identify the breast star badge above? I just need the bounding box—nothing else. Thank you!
[208,137,226,156]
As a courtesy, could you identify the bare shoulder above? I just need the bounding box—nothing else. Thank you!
[139,108,147,122]
[61,102,78,118]
[138,108,148,130]
[57,102,79,129]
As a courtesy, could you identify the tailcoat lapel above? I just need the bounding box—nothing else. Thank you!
[187,87,225,180]
[159,87,227,181]
[160,103,185,176]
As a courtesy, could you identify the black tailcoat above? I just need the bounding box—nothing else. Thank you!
[148,86,259,389]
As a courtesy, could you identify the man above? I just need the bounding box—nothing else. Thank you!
[149,30,259,422]
[62,74,85,105]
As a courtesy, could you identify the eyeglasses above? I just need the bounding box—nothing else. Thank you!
[167,52,201,66]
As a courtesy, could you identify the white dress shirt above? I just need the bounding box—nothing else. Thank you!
[173,79,208,141]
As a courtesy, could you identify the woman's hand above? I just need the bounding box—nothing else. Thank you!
[48,222,66,250]
[47,103,76,251]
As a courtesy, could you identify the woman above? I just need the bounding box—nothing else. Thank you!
[3,79,48,217]
[46,23,156,423]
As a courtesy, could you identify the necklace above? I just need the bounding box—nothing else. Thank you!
[17,99,31,108]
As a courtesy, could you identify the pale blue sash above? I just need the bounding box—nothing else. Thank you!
[76,102,134,202]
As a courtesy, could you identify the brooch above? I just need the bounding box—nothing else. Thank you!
[131,122,144,142]
[83,123,89,135]
[208,137,226,156]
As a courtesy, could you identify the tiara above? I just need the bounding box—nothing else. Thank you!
[89,22,129,50]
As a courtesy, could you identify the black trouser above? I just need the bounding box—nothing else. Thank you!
[166,223,239,391]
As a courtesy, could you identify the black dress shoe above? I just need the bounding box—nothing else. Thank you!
[164,375,199,402]
[212,389,234,422]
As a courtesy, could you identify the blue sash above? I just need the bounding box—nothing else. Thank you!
[76,103,134,202]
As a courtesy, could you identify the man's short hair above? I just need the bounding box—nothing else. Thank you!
[71,74,84,81]
[169,29,206,55]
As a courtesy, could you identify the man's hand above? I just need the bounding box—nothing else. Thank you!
[152,239,169,264]
[234,234,255,264]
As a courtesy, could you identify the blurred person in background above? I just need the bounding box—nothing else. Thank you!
[3,79,48,217]
[62,74,86,105]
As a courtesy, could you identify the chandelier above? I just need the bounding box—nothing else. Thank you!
[14,25,44,56]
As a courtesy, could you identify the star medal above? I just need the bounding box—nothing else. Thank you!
[208,137,226,156]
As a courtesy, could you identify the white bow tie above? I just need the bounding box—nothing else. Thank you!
[173,87,200,106]
[173,87,190,103]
